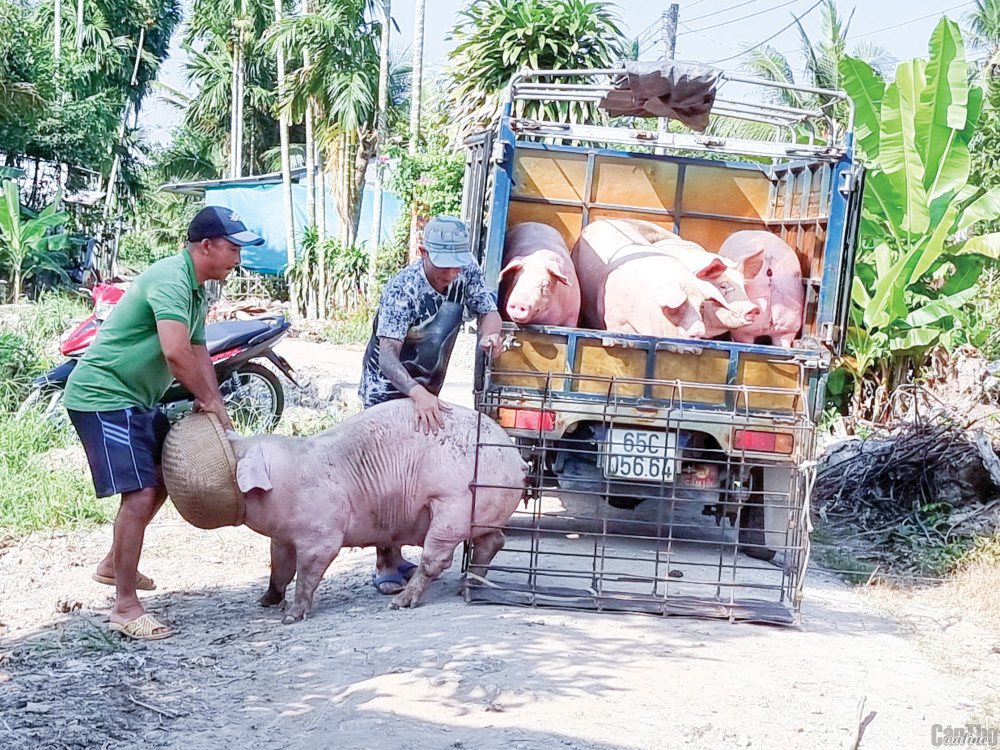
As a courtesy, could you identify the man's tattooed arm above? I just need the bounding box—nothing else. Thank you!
[378,338,419,395]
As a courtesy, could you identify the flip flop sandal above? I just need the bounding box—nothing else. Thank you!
[372,572,406,595]
[397,562,418,581]
[93,571,156,591]
[109,613,174,641]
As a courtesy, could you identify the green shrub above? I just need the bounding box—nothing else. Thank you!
[0,412,110,535]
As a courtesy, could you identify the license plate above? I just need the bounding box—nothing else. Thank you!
[603,428,677,481]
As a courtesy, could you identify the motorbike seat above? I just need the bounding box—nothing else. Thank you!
[205,316,285,354]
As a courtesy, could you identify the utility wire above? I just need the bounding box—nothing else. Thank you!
[685,0,805,34]
[849,1,973,40]
[678,21,738,53]
[685,0,772,26]
[708,0,823,65]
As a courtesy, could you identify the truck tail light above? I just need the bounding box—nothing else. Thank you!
[498,407,555,431]
[734,429,794,454]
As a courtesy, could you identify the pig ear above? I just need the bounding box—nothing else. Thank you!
[235,441,274,493]
[695,257,729,281]
[499,259,523,280]
[656,283,688,313]
[740,250,765,280]
[698,280,731,310]
[547,267,571,286]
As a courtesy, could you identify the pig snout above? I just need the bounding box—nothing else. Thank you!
[506,298,536,323]
[717,301,761,328]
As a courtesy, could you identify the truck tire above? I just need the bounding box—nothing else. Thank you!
[738,466,791,562]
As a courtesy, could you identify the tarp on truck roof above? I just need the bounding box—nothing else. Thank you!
[598,61,721,132]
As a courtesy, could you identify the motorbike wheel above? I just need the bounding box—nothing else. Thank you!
[222,362,284,434]
[17,387,69,428]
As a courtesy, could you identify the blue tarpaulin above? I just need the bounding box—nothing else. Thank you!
[201,182,401,275]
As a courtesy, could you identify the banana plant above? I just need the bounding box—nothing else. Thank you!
[0,180,70,303]
[835,18,1000,416]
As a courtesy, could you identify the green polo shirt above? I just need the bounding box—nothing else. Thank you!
[65,251,207,412]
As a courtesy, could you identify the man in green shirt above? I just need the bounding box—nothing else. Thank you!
[65,206,264,641]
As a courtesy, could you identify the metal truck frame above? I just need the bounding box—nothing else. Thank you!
[461,67,864,625]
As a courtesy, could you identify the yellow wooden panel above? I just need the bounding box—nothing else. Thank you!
[512,151,588,202]
[506,201,582,250]
[682,165,771,219]
[592,156,678,211]
[492,332,567,391]
[574,340,647,397]
[737,357,803,412]
[680,218,766,253]
[651,350,730,404]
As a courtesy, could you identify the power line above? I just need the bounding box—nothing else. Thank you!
[685,0,774,25]
[849,1,973,40]
[708,0,823,65]
[678,21,738,53]
[686,0,805,34]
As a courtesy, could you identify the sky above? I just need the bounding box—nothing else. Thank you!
[139,0,979,145]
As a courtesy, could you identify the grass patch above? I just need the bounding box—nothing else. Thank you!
[0,411,112,535]
[810,522,878,584]
[316,307,374,346]
[948,532,1000,629]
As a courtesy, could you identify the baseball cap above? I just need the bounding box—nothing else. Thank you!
[422,216,475,268]
[187,206,265,247]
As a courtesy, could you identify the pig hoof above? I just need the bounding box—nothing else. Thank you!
[389,589,422,610]
[258,591,284,608]
[281,611,305,625]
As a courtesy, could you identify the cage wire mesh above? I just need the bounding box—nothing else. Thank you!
[463,362,815,626]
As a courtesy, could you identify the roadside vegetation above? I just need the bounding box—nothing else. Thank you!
[0,293,111,535]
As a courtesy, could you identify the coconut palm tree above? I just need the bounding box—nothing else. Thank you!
[270,0,410,246]
[445,0,625,140]
[965,0,1000,74]
[183,0,279,177]
[739,0,893,111]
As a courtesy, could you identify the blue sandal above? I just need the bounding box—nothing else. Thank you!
[397,561,418,580]
[373,571,405,595]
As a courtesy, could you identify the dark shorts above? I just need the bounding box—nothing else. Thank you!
[68,407,171,499]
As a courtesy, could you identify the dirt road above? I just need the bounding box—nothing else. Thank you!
[1,338,998,750]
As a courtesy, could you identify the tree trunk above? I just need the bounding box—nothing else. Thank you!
[367,0,391,291]
[316,147,327,315]
[274,0,298,317]
[54,0,61,59]
[229,41,240,178]
[351,133,375,251]
[409,0,424,156]
[76,0,84,49]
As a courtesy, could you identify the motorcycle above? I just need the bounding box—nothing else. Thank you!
[20,283,298,434]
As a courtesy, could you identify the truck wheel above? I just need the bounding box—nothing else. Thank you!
[737,467,790,562]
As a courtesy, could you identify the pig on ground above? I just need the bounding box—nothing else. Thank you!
[573,222,735,339]
[651,237,762,337]
[717,230,804,347]
[500,222,581,326]
[230,400,527,621]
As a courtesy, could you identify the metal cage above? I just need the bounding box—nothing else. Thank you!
[463,359,815,626]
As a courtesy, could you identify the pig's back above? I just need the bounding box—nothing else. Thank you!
[332,401,526,534]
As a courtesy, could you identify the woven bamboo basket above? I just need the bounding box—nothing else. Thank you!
[161,412,244,529]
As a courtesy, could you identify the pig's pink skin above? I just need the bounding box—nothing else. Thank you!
[652,238,762,337]
[232,400,527,621]
[718,230,804,347]
[501,222,581,327]
[574,226,732,339]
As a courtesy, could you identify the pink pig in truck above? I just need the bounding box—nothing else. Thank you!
[458,64,864,625]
